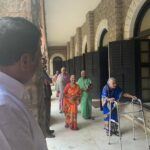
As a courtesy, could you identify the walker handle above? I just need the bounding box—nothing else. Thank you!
[132,98,142,104]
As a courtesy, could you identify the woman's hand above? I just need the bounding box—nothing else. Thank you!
[70,96,81,104]
[131,96,137,100]
[77,100,80,105]
[107,98,115,103]
[123,93,137,100]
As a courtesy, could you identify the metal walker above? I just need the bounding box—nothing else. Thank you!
[108,99,150,150]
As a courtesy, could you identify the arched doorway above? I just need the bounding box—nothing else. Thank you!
[134,1,150,39]
[99,29,109,90]
[49,53,66,76]
[53,56,63,75]
[134,1,150,103]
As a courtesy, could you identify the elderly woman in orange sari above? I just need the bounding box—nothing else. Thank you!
[63,75,81,130]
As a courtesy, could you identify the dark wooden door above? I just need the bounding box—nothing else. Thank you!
[68,59,75,75]
[62,61,66,68]
[85,53,93,78]
[109,40,136,96]
[53,57,63,74]
[92,51,100,98]
[84,52,101,98]
[74,56,83,80]
[85,52,95,97]
[136,40,150,103]
[99,47,109,91]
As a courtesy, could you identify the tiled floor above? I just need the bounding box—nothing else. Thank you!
[46,90,150,150]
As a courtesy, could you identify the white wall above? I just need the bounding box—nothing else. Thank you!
[45,0,101,46]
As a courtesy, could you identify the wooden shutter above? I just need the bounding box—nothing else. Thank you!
[99,47,109,91]
[68,59,71,74]
[62,61,66,68]
[68,59,75,75]
[85,53,93,78]
[74,56,83,79]
[109,40,136,94]
[92,51,100,98]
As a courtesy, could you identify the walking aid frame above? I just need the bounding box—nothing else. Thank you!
[108,99,150,150]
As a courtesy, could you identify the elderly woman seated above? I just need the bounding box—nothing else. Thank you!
[101,77,137,136]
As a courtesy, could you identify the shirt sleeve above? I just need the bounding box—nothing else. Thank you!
[101,86,108,98]
[77,79,83,89]
[0,105,35,150]
[116,87,123,100]
[64,83,70,94]
[77,78,80,86]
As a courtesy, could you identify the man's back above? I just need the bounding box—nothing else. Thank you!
[0,72,48,150]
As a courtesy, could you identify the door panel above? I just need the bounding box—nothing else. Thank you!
[109,40,136,96]
[85,53,93,78]
[92,52,100,98]
[74,56,83,80]
[99,47,109,91]
[137,40,150,102]
[68,59,75,75]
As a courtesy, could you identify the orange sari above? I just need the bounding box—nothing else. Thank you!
[63,83,81,130]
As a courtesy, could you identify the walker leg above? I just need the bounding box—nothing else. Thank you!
[108,105,112,145]
[132,102,136,140]
[141,106,149,150]
[116,103,122,150]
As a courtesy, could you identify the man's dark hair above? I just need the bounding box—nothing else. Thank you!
[0,17,41,66]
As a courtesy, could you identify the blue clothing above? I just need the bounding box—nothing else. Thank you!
[101,84,123,122]
[101,84,123,100]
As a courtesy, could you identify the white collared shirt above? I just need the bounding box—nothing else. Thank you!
[0,72,48,150]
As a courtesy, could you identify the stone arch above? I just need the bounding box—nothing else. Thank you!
[95,19,108,51]
[124,0,147,39]
[82,35,87,54]
[49,53,66,75]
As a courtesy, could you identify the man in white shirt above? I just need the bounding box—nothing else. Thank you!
[0,17,48,150]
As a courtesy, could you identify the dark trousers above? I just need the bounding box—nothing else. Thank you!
[45,97,51,132]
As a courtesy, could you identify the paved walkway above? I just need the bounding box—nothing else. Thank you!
[46,90,150,150]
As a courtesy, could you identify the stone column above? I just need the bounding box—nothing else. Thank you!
[67,42,71,60]
[86,11,95,53]
[115,0,123,40]
[70,36,75,59]
[107,0,123,41]
[76,27,82,56]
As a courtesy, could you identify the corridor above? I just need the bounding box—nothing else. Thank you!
[46,87,150,150]
[0,0,150,150]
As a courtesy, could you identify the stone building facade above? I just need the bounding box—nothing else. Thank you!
[0,0,49,136]
[66,0,148,56]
